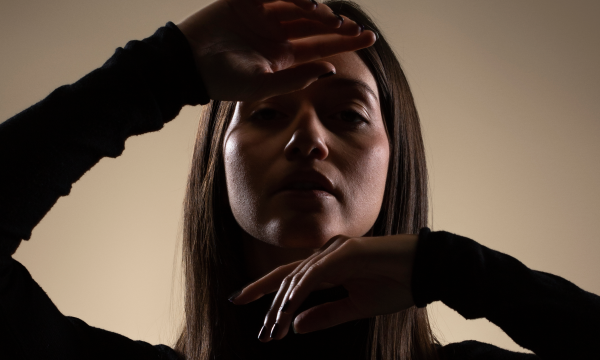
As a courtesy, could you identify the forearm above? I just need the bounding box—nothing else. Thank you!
[412,228,600,360]
[0,22,209,250]
[0,22,208,359]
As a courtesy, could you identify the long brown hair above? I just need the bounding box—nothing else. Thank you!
[174,1,439,359]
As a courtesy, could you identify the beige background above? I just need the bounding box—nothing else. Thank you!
[2,0,599,354]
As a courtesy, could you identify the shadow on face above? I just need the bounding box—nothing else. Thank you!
[223,52,390,249]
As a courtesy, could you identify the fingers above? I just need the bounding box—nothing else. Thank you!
[292,30,377,64]
[269,249,351,340]
[228,234,418,343]
[293,297,363,335]
[229,234,360,343]
[228,0,339,40]
[263,1,341,28]
[282,17,363,40]
[232,260,302,305]
[228,0,283,41]
[253,0,318,12]
[258,237,357,342]
[250,61,335,102]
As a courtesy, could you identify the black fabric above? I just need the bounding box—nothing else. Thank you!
[411,228,600,360]
[1,22,598,360]
[232,284,372,360]
[0,21,209,246]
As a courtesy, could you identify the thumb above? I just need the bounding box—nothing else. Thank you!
[254,62,335,101]
[293,297,363,335]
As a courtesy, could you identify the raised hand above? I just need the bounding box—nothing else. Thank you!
[229,233,419,342]
[177,0,377,102]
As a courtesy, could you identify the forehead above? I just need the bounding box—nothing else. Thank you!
[324,51,376,88]
[319,51,379,100]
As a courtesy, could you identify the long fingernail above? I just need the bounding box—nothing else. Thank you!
[332,11,344,24]
[228,289,242,303]
[270,323,279,339]
[258,325,268,340]
[280,300,290,313]
[364,26,379,42]
[356,21,364,33]
[318,71,336,79]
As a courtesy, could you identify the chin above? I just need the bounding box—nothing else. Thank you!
[254,220,340,249]
[263,221,374,249]
[234,208,377,249]
[271,235,329,249]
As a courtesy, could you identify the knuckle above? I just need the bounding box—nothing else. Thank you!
[306,262,322,274]
[291,273,303,285]
[282,274,295,285]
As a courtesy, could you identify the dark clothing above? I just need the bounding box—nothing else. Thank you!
[0,22,598,360]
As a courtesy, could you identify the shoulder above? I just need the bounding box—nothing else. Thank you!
[153,344,181,360]
[438,340,539,360]
[65,316,182,360]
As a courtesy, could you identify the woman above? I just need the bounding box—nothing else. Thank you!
[0,1,597,360]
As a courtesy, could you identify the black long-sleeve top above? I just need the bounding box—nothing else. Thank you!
[0,22,598,360]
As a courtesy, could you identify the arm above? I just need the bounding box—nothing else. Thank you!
[0,22,209,252]
[0,22,207,359]
[412,228,600,360]
[0,0,372,253]
[0,1,375,358]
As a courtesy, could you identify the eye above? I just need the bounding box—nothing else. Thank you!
[335,110,368,126]
[250,108,282,122]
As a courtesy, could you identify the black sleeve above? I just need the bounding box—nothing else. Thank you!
[0,22,209,359]
[412,227,600,360]
[0,21,209,252]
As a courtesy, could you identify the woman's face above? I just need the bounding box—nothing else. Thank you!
[223,52,389,249]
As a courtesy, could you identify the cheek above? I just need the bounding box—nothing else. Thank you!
[223,130,278,226]
[340,133,390,230]
[224,132,261,205]
[355,143,389,200]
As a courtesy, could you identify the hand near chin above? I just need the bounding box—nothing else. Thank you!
[177,0,376,102]
[230,233,419,342]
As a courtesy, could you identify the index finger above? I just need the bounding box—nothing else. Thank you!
[291,30,377,64]
[231,260,302,304]
[252,0,319,12]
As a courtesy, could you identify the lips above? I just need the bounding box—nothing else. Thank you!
[277,170,336,196]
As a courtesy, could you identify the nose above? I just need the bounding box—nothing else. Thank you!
[284,107,329,161]
[283,107,329,162]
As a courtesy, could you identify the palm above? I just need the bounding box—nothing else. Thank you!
[178,0,376,102]
[198,38,295,101]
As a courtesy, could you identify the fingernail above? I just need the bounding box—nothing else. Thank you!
[292,320,298,334]
[270,323,279,339]
[280,300,290,313]
[310,0,318,8]
[356,21,364,33]
[318,71,336,79]
[228,289,242,303]
[374,31,380,41]
[332,11,344,24]
[258,325,268,340]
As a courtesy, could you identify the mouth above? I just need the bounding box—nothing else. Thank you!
[276,170,337,197]
[278,186,333,199]
[282,182,329,192]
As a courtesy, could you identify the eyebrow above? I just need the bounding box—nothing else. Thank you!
[324,77,379,102]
